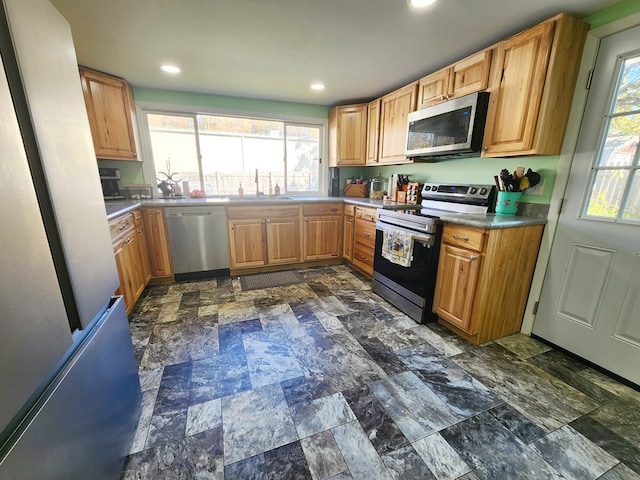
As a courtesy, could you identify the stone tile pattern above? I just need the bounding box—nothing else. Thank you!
[122,265,640,480]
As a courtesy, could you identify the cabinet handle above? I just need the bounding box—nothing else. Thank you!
[119,224,127,231]
[482,146,488,152]
[362,232,370,237]
[470,255,478,261]
[452,234,469,241]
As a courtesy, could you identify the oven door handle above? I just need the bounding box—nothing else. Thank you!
[376,222,434,246]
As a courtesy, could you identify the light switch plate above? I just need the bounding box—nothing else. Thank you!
[526,178,545,196]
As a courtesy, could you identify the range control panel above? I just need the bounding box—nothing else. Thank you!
[421,183,496,206]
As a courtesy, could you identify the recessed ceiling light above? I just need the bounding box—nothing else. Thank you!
[310,82,325,91]
[409,0,436,7]
[160,64,180,74]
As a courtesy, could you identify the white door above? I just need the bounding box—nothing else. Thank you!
[533,26,640,385]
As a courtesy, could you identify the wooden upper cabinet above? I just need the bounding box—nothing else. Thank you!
[417,69,451,108]
[79,67,139,161]
[366,98,381,165]
[418,49,493,109]
[328,104,368,166]
[378,82,418,165]
[482,14,589,157]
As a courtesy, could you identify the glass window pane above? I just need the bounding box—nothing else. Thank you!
[623,170,640,220]
[586,169,629,217]
[147,114,200,195]
[613,55,640,114]
[198,115,285,196]
[598,115,639,167]
[285,125,320,193]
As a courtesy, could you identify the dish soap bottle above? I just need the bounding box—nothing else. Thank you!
[238,182,244,197]
[274,182,280,196]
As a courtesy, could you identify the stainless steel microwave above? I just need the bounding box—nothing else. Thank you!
[405,92,489,158]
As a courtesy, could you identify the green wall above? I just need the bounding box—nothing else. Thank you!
[584,0,640,29]
[132,87,330,119]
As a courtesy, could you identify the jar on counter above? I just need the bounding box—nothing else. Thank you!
[369,174,387,199]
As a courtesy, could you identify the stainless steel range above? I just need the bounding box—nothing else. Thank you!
[373,183,496,323]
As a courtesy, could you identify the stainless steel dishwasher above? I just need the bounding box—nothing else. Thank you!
[165,206,230,280]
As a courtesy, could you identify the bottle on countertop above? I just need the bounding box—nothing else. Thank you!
[238,182,244,197]
[274,182,280,196]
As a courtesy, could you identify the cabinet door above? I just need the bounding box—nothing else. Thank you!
[366,98,380,165]
[266,217,301,265]
[328,104,367,166]
[481,21,554,156]
[417,69,452,108]
[450,49,493,99]
[142,208,173,278]
[303,215,342,260]
[343,216,354,262]
[434,243,482,333]
[134,212,151,285]
[228,219,266,268]
[79,67,138,160]
[113,237,135,312]
[378,82,418,164]
[126,230,146,303]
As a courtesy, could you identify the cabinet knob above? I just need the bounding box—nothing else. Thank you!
[470,255,478,261]
[482,146,488,152]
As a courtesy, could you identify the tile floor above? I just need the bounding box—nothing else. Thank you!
[121,265,640,480]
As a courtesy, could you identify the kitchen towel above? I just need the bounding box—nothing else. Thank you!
[381,226,414,267]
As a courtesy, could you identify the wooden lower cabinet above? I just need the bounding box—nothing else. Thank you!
[142,207,173,280]
[345,206,377,277]
[227,205,302,270]
[434,223,544,345]
[343,204,355,262]
[303,203,343,261]
[109,211,148,313]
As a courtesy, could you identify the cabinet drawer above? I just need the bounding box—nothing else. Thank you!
[354,219,376,249]
[133,209,144,226]
[344,204,355,216]
[109,213,135,242]
[303,203,342,216]
[227,205,300,220]
[353,243,374,268]
[442,225,485,252]
[355,206,377,222]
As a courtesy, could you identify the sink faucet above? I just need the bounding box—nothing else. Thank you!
[255,168,260,198]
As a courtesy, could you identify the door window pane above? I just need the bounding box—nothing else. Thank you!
[584,52,640,222]
[613,56,640,113]
[586,169,629,217]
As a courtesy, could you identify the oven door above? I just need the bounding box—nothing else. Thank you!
[373,222,441,322]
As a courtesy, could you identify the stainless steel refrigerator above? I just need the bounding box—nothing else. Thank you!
[0,0,141,478]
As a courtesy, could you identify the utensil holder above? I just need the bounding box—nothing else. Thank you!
[495,191,522,215]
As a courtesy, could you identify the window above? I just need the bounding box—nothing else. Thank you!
[584,53,640,221]
[143,111,323,197]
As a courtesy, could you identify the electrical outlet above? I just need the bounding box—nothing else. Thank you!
[526,178,544,196]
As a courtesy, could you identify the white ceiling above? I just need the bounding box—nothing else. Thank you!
[50,0,620,106]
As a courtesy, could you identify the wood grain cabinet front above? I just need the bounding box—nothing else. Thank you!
[109,211,149,312]
[378,82,418,165]
[79,67,139,161]
[481,13,589,157]
[142,208,173,280]
[328,104,368,167]
[227,206,302,270]
[346,206,377,277]
[434,223,544,345]
[417,49,493,108]
[303,203,343,261]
